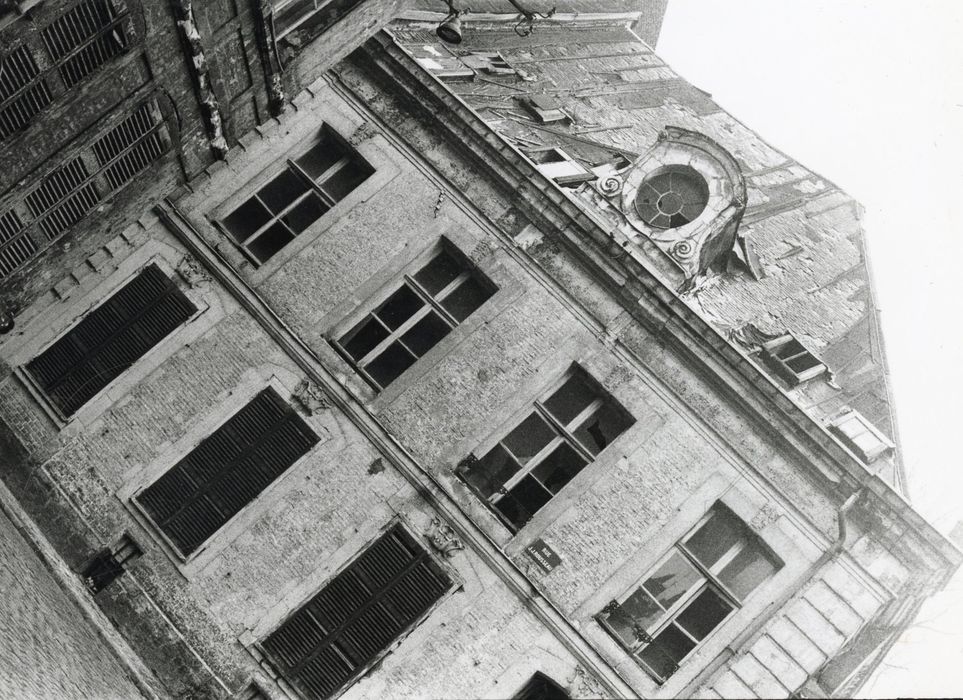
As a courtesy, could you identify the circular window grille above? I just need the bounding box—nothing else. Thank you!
[634,167,709,229]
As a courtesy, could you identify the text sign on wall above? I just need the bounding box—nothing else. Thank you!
[525,538,562,573]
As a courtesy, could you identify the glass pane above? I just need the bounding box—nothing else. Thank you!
[462,443,521,498]
[280,194,328,234]
[502,412,556,465]
[440,276,493,323]
[684,505,746,571]
[365,341,416,387]
[320,159,372,202]
[637,624,695,682]
[676,587,732,640]
[571,401,634,456]
[543,372,599,426]
[494,475,552,530]
[774,338,806,360]
[718,543,780,601]
[414,250,463,296]
[248,222,294,263]
[296,133,345,179]
[531,441,587,494]
[258,169,309,214]
[376,285,424,330]
[400,311,451,357]
[642,551,701,610]
[222,197,271,242]
[605,588,664,647]
[341,316,388,361]
[787,354,822,373]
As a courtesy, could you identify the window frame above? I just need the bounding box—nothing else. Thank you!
[19,261,199,423]
[523,147,594,187]
[329,240,496,392]
[759,332,827,386]
[0,96,171,280]
[40,0,131,90]
[828,408,894,463]
[215,124,373,268]
[130,386,320,561]
[256,521,455,700]
[458,365,635,534]
[596,503,783,684]
[271,0,364,41]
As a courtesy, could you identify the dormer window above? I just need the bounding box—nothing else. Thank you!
[521,96,569,124]
[828,409,894,463]
[524,148,593,187]
[759,333,826,386]
[462,52,518,76]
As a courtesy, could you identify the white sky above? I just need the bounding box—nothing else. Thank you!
[657,1,963,696]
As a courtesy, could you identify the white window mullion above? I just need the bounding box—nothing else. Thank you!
[357,303,434,367]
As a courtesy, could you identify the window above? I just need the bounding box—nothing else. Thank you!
[220,126,373,265]
[272,0,365,40]
[459,367,634,532]
[415,55,475,81]
[92,100,169,190]
[0,211,35,278]
[134,387,319,558]
[521,96,569,124]
[24,263,196,417]
[633,166,709,229]
[0,44,53,141]
[260,524,452,700]
[828,409,894,463]
[41,0,129,88]
[1,98,169,280]
[759,333,826,386]
[462,52,518,76]
[598,503,782,684]
[333,245,495,390]
[25,156,101,240]
[524,148,594,187]
[513,673,570,700]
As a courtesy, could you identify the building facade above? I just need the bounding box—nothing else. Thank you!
[0,2,957,699]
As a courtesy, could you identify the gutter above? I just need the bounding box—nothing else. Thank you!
[679,488,868,697]
[359,27,961,573]
[156,200,639,698]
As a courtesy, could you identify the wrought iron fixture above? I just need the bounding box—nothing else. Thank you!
[436,1,557,43]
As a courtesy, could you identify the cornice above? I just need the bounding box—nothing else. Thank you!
[356,29,961,575]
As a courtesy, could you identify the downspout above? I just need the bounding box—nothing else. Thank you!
[680,488,866,697]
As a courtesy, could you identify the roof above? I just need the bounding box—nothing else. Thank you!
[389,16,906,492]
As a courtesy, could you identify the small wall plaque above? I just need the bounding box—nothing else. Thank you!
[525,538,562,573]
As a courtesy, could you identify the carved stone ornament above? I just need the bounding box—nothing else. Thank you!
[292,379,330,415]
[750,501,781,531]
[594,174,623,197]
[571,666,607,699]
[615,126,748,279]
[426,517,464,558]
[176,255,210,288]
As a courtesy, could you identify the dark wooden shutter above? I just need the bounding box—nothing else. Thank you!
[25,263,196,416]
[262,525,452,700]
[135,387,319,557]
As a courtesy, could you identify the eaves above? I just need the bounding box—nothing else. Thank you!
[357,29,961,577]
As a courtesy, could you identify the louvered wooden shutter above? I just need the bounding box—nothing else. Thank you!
[135,387,319,557]
[262,525,452,700]
[25,263,196,416]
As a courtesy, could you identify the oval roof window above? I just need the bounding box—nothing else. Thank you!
[634,166,709,229]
